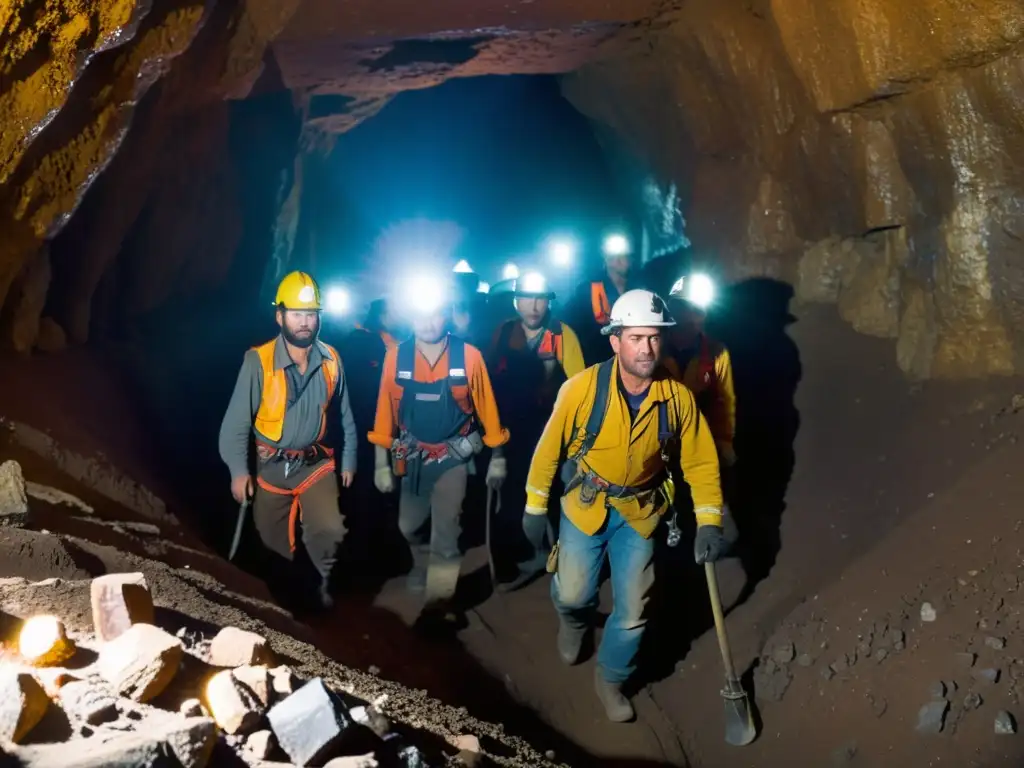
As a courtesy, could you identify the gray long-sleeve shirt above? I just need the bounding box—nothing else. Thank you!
[218,336,357,478]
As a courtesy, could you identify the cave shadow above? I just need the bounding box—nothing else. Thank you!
[359,37,494,73]
[235,543,648,768]
[636,277,802,687]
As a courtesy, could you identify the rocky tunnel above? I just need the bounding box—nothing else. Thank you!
[3,0,1024,765]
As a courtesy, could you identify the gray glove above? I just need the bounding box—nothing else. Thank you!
[522,513,547,552]
[694,525,729,564]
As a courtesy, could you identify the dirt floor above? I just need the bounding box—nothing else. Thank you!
[6,300,1024,767]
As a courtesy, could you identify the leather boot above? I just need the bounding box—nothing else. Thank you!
[594,667,634,722]
[556,617,585,665]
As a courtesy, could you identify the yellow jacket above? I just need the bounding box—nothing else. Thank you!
[525,358,723,539]
[662,336,736,454]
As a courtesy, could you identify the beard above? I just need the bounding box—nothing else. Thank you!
[282,325,316,348]
[620,355,657,380]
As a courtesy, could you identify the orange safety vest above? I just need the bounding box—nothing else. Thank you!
[591,282,612,325]
[494,319,564,375]
[252,338,340,443]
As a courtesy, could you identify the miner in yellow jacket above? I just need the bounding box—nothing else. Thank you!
[218,271,357,611]
[524,289,726,722]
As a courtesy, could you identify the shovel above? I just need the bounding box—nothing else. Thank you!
[704,560,757,746]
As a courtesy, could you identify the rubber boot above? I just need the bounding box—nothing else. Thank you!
[424,555,461,606]
[556,617,585,665]
[406,549,428,593]
[594,667,634,722]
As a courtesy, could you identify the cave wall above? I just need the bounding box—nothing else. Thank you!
[0,0,308,351]
[563,0,1024,379]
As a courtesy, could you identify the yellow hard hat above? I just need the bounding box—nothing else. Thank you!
[274,271,321,310]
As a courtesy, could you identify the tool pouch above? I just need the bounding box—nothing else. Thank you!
[546,540,560,573]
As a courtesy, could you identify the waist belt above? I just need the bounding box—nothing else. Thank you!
[564,463,665,500]
[392,429,482,465]
[256,441,333,464]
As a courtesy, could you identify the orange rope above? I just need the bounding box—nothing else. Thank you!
[257,459,336,553]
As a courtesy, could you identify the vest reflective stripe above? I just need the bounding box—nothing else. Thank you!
[591,282,612,325]
[395,337,468,387]
[252,339,339,443]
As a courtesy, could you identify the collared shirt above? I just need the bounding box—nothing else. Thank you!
[525,358,722,538]
[218,336,358,478]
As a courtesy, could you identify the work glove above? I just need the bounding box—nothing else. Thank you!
[374,466,395,494]
[694,524,729,564]
[485,456,507,490]
[522,511,548,551]
[718,442,737,468]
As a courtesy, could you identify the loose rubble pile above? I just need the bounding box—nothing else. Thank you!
[0,571,452,767]
[748,558,1024,760]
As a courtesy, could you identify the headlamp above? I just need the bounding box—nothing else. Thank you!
[324,286,350,316]
[603,233,630,257]
[669,273,715,309]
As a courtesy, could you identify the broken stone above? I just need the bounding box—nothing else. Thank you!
[205,668,263,734]
[324,756,380,768]
[151,712,218,768]
[874,649,888,663]
[268,678,355,766]
[233,665,271,707]
[895,641,905,651]
[821,666,835,681]
[973,668,1001,685]
[888,629,905,646]
[180,698,204,717]
[956,652,977,668]
[14,712,216,767]
[0,460,29,524]
[795,653,812,667]
[929,681,947,699]
[245,729,275,759]
[90,572,155,643]
[18,614,76,667]
[920,602,937,622]
[350,704,391,739]
[394,743,427,767]
[916,700,950,734]
[965,693,983,710]
[753,661,792,702]
[857,641,872,657]
[869,695,888,718]
[830,658,848,675]
[771,639,795,665]
[996,711,1017,735]
[986,636,1007,650]
[32,667,77,698]
[97,622,183,702]
[269,665,300,701]
[0,668,49,742]
[208,626,275,668]
[59,679,118,725]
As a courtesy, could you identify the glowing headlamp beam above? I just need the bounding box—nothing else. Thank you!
[502,263,520,280]
[325,286,350,316]
[603,233,630,257]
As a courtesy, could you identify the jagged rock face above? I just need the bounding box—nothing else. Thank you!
[563,0,1024,378]
[4,0,1024,380]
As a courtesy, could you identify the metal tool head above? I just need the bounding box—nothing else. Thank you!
[721,684,757,746]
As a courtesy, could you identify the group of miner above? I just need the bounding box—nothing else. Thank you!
[218,243,737,723]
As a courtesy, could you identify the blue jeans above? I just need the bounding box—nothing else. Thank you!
[551,506,656,684]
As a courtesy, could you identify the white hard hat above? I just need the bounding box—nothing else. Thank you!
[601,289,676,335]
